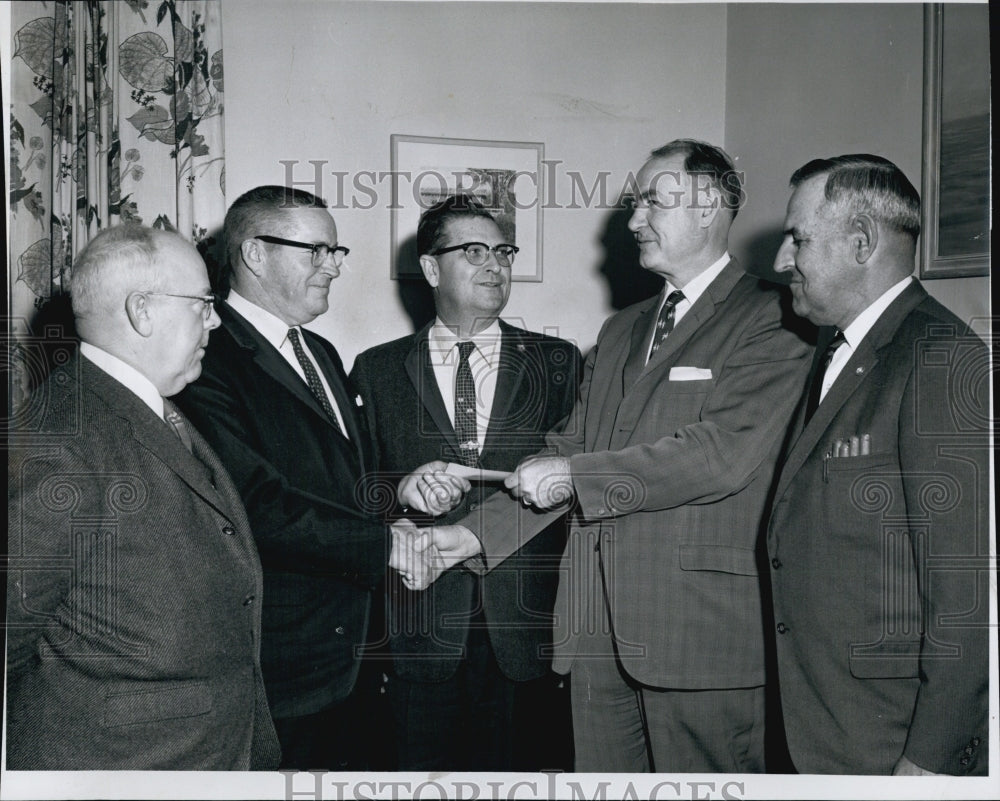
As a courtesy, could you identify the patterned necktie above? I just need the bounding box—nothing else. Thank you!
[287,327,344,435]
[454,341,480,467]
[803,329,846,423]
[163,399,193,453]
[647,290,685,362]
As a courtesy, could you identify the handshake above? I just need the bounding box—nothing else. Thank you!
[386,456,575,590]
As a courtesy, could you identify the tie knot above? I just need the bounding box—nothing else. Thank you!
[457,341,476,361]
[665,290,685,309]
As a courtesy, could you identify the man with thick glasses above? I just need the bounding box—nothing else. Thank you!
[350,195,582,770]
[411,142,814,773]
[7,224,279,769]
[176,186,410,770]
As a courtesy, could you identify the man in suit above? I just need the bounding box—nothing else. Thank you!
[350,195,582,770]
[176,186,410,769]
[413,140,813,772]
[6,223,279,769]
[765,155,989,774]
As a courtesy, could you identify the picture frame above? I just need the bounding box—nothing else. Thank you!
[919,3,990,279]
[389,135,544,281]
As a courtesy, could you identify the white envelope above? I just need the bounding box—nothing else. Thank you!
[668,366,713,381]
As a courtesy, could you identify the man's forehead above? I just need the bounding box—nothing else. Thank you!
[637,155,688,191]
[444,216,503,241]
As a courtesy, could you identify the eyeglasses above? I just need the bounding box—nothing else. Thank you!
[144,292,219,321]
[430,242,519,267]
[255,235,350,267]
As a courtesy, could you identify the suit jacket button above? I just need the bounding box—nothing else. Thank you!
[771,557,782,569]
[960,756,970,766]
[335,626,345,635]
[222,525,236,536]
[972,737,980,747]
[469,503,479,510]
[776,622,788,634]
[964,745,974,755]
[242,594,255,606]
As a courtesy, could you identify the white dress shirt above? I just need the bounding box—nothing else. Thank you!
[227,290,350,435]
[647,251,731,361]
[80,342,165,420]
[427,318,503,454]
[819,276,913,403]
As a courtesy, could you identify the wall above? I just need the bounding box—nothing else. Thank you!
[725,2,990,331]
[221,0,728,367]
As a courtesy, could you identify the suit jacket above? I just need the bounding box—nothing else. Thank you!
[466,261,812,689]
[175,302,388,719]
[766,282,989,774]
[6,355,279,770]
[350,320,582,682]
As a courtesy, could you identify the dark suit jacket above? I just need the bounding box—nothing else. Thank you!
[176,303,388,719]
[466,261,812,689]
[766,282,989,774]
[6,355,279,770]
[350,320,582,682]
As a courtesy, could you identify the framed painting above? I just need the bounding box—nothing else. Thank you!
[919,3,990,278]
[389,135,544,281]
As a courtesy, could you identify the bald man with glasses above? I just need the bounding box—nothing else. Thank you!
[350,194,582,771]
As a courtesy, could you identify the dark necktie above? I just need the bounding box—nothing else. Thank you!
[163,399,193,453]
[287,327,344,435]
[648,290,685,362]
[454,341,480,467]
[803,330,846,423]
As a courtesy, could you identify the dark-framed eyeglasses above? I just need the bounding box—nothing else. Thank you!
[430,242,519,267]
[254,235,350,267]
[143,291,219,321]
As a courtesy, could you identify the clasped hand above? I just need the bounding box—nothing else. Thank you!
[389,520,482,591]
[397,460,471,516]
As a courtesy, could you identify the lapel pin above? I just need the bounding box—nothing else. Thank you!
[355,395,363,406]
[517,343,526,352]
[856,366,864,375]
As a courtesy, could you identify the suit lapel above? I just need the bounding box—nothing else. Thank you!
[79,359,235,520]
[774,282,928,502]
[405,325,461,455]
[633,259,744,385]
[484,322,526,449]
[622,297,659,388]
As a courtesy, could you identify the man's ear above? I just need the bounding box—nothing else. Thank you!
[240,238,267,276]
[851,213,878,264]
[698,185,722,229]
[125,292,154,337]
[419,255,440,288]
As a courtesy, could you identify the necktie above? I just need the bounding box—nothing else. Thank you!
[164,399,193,453]
[287,327,344,435]
[803,330,846,423]
[648,290,685,362]
[454,341,480,467]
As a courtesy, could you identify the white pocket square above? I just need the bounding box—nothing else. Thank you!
[669,366,713,381]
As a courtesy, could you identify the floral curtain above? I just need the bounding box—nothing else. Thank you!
[7,0,226,404]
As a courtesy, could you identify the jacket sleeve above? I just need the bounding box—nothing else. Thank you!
[178,351,388,589]
[897,331,989,775]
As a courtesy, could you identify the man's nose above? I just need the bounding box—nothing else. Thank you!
[772,240,793,274]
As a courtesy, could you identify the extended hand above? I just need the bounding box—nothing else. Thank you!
[397,460,471,516]
[389,518,439,590]
[504,455,574,510]
[401,525,483,591]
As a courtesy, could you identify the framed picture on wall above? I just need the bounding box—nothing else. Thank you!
[389,135,544,281]
[919,3,990,279]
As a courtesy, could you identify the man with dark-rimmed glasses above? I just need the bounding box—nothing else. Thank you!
[350,194,581,770]
[176,186,413,769]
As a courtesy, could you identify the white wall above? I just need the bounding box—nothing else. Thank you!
[725,2,990,330]
[222,0,728,367]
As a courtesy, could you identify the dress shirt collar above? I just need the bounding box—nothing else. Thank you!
[841,276,914,350]
[226,289,300,349]
[662,251,731,308]
[427,317,503,366]
[80,342,164,420]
